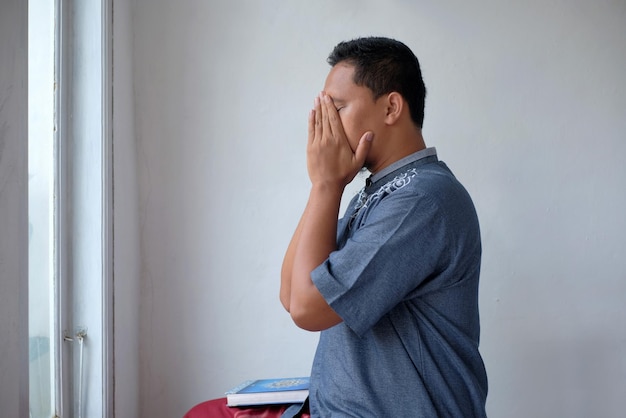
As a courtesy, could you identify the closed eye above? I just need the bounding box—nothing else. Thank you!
[331,98,345,113]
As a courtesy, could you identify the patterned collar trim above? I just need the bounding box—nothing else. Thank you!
[349,148,439,227]
[369,147,437,184]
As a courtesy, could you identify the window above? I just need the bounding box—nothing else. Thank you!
[28,0,113,416]
[28,1,56,416]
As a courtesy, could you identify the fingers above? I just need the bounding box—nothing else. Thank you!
[310,93,336,145]
[320,94,332,140]
[318,92,345,139]
[322,94,337,137]
[354,131,374,167]
[310,95,322,144]
[310,91,351,146]
[306,92,371,186]
[315,95,323,141]
[308,107,315,145]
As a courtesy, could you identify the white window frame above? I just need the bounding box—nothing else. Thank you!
[0,0,113,415]
[54,0,113,416]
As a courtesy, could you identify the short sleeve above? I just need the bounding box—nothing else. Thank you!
[311,187,450,336]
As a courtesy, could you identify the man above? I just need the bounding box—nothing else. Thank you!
[185,36,487,418]
[280,36,488,417]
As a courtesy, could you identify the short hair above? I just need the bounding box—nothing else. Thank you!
[327,37,427,128]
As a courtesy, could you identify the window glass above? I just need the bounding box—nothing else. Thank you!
[28,1,56,416]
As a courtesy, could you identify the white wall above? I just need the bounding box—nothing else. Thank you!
[130,1,626,417]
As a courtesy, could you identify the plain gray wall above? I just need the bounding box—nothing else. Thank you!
[113,0,142,415]
[0,0,29,416]
[126,0,626,417]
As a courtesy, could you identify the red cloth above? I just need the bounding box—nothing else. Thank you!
[183,398,310,418]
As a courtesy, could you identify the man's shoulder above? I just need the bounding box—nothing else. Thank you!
[373,161,478,226]
[379,160,465,199]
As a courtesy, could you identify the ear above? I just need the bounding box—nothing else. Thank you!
[384,92,403,125]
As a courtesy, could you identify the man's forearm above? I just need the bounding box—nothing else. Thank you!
[282,89,372,330]
[289,183,343,331]
[280,204,310,312]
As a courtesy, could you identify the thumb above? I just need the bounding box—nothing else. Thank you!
[354,131,374,166]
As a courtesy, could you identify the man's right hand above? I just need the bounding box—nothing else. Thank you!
[306,92,373,190]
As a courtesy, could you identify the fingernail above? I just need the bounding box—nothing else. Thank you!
[365,132,374,141]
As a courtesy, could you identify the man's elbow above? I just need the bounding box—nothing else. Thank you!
[280,292,290,313]
[289,301,341,332]
[290,309,323,332]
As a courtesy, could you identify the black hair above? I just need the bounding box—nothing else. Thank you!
[327,36,426,128]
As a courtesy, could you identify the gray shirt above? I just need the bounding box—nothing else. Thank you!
[307,149,488,417]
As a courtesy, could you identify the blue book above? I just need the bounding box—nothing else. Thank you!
[225,377,310,407]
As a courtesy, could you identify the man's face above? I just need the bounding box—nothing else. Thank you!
[323,63,385,157]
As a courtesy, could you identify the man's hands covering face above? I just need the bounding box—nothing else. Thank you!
[307,92,373,189]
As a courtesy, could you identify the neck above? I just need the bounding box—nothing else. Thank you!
[367,128,426,174]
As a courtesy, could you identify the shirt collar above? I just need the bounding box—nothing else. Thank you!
[369,147,438,184]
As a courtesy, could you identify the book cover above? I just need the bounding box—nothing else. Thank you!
[226,377,309,407]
